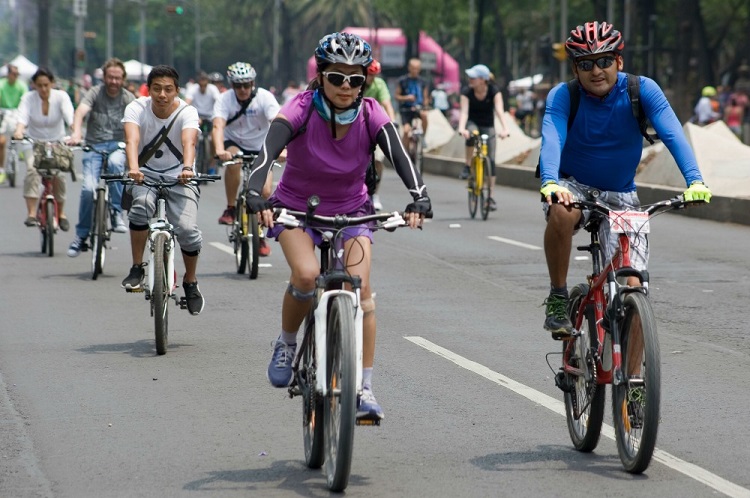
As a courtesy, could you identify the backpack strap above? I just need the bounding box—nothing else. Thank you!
[626,73,657,145]
[225,91,255,127]
[290,96,316,141]
[566,79,580,130]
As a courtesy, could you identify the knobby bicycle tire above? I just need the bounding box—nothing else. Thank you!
[249,214,260,280]
[234,197,248,274]
[45,199,55,257]
[612,291,660,473]
[301,317,325,469]
[324,294,357,492]
[91,193,108,279]
[153,233,170,355]
[564,283,605,452]
[479,156,492,220]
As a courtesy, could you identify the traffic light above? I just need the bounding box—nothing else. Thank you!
[552,43,567,62]
[166,5,184,14]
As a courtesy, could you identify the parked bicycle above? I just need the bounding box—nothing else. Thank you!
[13,137,77,257]
[105,174,220,355]
[405,105,425,176]
[466,130,491,220]
[276,197,412,492]
[547,194,704,473]
[84,143,125,280]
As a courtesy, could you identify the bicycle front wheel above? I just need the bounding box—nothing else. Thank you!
[563,284,605,452]
[467,157,479,219]
[249,215,260,280]
[301,319,325,469]
[324,294,357,492]
[479,156,492,220]
[233,198,248,274]
[612,291,660,473]
[91,193,108,279]
[45,199,55,257]
[152,233,170,355]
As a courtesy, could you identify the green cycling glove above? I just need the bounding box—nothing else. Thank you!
[683,181,712,203]
[540,181,572,200]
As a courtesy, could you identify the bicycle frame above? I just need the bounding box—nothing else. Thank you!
[469,132,489,194]
[146,196,176,299]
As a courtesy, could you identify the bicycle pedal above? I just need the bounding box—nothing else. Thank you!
[551,331,575,341]
[355,418,381,427]
[178,297,187,309]
[125,287,144,293]
[288,385,301,397]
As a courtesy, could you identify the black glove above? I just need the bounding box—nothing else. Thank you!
[247,192,271,213]
[405,195,432,216]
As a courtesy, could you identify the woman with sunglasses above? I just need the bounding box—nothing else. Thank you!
[537,21,711,338]
[246,32,431,421]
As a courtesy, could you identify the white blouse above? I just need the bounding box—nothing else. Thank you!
[17,89,74,141]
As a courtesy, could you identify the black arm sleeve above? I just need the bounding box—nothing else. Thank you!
[375,121,428,200]
[246,118,293,194]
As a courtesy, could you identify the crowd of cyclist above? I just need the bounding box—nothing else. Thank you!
[0,20,714,422]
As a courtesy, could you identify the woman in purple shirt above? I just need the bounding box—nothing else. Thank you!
[246,32,431,421]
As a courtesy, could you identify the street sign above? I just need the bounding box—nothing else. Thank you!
[380,44,406,67]
[420,51,437,71]
[73,0,87,17]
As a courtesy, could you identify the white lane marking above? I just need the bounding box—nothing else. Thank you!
[404,336,750,498]
[487,236,542,250]
[209,242,272,267]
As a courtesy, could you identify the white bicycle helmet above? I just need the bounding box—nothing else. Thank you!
[226,62,256,84]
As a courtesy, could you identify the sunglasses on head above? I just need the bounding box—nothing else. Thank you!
[232,82,253,90]
[576,55,616,72]
[322,71,366,88]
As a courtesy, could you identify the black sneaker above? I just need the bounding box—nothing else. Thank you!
[543,293,573,338]
[183,281,205,316]
[488,197,497,211]
[458,165,470,180]
[121,264,145,290]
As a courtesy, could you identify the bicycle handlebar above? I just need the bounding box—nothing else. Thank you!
[274,207,410,231]
[102,174,221,185]
[563,195,705,216]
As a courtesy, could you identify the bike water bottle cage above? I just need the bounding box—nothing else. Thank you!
[287,283,316,301]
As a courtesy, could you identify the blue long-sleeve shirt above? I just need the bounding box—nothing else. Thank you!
[539,73,703,192]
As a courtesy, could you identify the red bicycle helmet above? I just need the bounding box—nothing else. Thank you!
[565,21,624,59]
[368,59,381,75]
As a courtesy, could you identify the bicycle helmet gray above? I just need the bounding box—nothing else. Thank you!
[226,62,256,84]
[315,32,373,69]
[565,21,624,59]
[208,71,224,84]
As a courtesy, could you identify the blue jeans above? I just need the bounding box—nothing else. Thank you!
[75,141,126,239]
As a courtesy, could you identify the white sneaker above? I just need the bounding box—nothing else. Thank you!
[372,194,383,212]
[112,212,128,233]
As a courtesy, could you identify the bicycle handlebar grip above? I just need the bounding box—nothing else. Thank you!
[101,174,126,181]
[198,174,222,181]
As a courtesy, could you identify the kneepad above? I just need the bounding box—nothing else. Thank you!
[287,283,315,301]
[360,297,375,314]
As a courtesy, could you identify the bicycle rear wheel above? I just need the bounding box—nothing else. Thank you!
[324,294,357,492]
[248,215,260,280]
[563,284,605,452]
[153,233,170,355]
[91,193,108,279]
[301,319,325,469]
[612,291,660,473]
[45,199,55,257]
[233,198,248,274]
[479,156,492,220]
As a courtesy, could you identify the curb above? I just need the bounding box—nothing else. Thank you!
[423,154,750,226]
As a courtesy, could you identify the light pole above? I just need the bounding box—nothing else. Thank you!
[106,0,113,60]
[73,0,87,82]
[194,0,200,72]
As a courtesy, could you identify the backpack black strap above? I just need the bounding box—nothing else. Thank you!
[225,91,255,127]
[138,104,187,167]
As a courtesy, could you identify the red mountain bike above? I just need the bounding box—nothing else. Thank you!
[548,194,704,473]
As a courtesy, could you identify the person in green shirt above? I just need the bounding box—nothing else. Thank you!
[363,59,396,211]
[0,64,28,183]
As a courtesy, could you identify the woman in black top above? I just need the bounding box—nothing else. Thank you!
[457,64,510,211]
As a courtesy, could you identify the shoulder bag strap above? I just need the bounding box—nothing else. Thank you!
[138,104,187,167]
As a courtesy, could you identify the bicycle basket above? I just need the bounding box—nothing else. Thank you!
[33,142,74,172]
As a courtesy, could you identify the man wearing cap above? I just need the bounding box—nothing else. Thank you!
[395,58,430,146]
[457,63,511,211]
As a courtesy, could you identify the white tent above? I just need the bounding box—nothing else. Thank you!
[508,73,544,92]
[123,59,153,80]
[0,55,39,79]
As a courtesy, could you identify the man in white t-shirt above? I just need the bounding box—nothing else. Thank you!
[120,65,207,315]
[213,61,279,256]
[186,71,221,172]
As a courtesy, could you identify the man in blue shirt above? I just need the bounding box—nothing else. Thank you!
[539,21,712,338]
[395,58,430,146]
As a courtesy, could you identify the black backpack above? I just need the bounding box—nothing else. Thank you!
[535,73,658,178]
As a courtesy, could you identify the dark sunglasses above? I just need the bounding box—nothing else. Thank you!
[322,71,366,88]
[232,82,253,90]
[575,55,616,72]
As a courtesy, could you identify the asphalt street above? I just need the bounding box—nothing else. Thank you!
[0,165,748,497]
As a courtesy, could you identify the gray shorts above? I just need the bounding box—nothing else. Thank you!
[542,178,649,271]
[127,183,202,253]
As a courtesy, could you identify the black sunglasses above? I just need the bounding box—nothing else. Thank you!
[575,56,616,72]
[232,82,253,90]
[322,71,366,88]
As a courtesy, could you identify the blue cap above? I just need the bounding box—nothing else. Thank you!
[465,64,491,80]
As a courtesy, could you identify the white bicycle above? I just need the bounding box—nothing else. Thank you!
[275,197,408,492]
[106,174,219,355]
